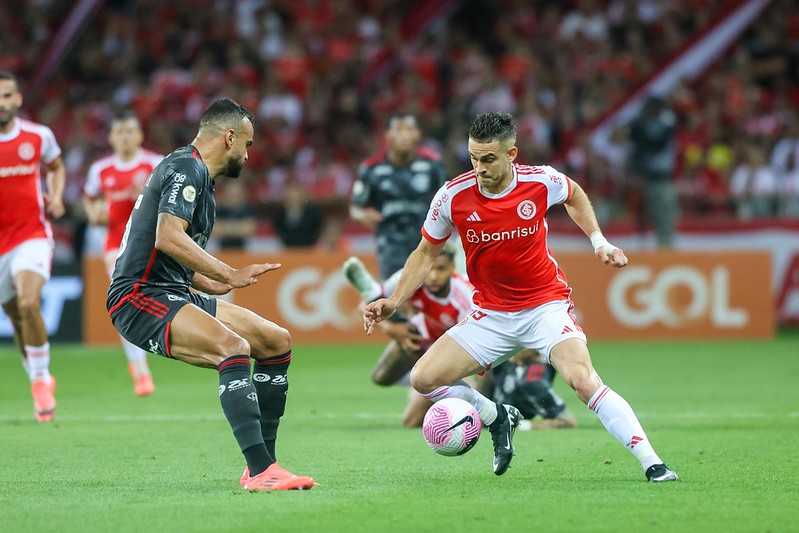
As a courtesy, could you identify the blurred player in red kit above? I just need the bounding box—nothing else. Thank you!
[0,70,65,422]
[83,110,163,396]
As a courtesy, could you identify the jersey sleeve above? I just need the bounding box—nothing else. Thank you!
[350,163,372,207]
[39,125,61,164]
[541,165,572,208]
[421,185,454,244]
[157,159,203,223]
[84,162,102,199]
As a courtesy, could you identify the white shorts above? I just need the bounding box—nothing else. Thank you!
[446,300,587,368]
[0,238,54,304]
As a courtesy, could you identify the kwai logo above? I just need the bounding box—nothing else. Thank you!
[465,222,539,244]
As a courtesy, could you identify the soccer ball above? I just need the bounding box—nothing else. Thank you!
[422,398,482,456]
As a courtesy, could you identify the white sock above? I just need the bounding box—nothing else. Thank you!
[420,380,499,425]
[588,385,662,471]
[122,337,150,376]
[24,343,51,383]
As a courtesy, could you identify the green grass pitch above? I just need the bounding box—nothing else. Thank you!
[1,333,798,532]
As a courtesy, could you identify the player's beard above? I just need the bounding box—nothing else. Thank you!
[0,105,17,128]
[226,154,245,178]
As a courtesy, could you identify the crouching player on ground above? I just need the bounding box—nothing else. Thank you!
[344,243,576,429]
[106,99,315,491]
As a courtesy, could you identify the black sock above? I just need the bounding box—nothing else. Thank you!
[252,351,291,461]
[489,401,507,431]
[218,355,273,476]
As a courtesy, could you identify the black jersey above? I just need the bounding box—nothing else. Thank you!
[351,146,447,279]
[107,145,216,303]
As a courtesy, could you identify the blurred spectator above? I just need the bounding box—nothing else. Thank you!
[730,144,779,219]
[214,180,257,249]
[780,155,799,217]
[629,96,678,247]
[272,181,323,248]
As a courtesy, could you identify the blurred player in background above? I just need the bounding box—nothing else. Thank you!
[364,112,677,482]
[0,70,65,422]
[349,113,450,376]
[343,245,576,430]
[350,113,448,280]
[83,110,162,396]
[106,99,315,491]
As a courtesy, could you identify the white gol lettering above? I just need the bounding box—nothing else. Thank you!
[517,200,536,220]
[277,267,360,329]
[182,185,196,202]
[608,265,748,328]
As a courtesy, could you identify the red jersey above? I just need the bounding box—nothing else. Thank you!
[384,271,475,342]
[0,118,61,255]
[422,164,573,312]
[84,149,163,252]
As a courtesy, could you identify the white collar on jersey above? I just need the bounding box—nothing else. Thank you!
[113,149,145,171]
[478,164,518,199]
[0,118,20,142]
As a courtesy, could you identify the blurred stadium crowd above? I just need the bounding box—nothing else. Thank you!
[2,0,799,257]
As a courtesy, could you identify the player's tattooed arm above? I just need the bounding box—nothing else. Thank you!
[43,157,66,218]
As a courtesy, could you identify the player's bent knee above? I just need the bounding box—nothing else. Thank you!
[15,296,41,318]
[409,366,439,395]
[219,333,251,358]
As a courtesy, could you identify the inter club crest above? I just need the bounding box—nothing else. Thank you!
[517,200,536,220]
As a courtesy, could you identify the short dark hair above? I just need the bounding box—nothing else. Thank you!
[0,69,19,89]
[440,241,457,262]
[111,109,139,125]
[199,98,254,133]
[469,112,516,145]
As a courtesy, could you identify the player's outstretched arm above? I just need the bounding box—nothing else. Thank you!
[191,273,233,295]
[563,179,628,268]
[155,212,281,288]
[363,237,444,334]
[349,205,383,230]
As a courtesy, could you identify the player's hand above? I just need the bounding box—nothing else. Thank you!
[43,194,65,218]
[228,263,282,288]
[596,246,628,268]
[363,298,397,334]
[358,207,383,230]
[383,322,424,351]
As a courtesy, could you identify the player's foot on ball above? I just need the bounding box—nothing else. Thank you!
[32,377,56,423]
[342,257,381,301]
[489,403,521,476]
[133,373,155,397]
[645,463,679,483]
[243,463,317,491]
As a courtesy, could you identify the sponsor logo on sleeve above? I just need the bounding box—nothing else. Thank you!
[182,185,196,202]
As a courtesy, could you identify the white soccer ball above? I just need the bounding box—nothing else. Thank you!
[422,398,482,456]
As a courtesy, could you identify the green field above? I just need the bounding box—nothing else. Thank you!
[1,334,798,532]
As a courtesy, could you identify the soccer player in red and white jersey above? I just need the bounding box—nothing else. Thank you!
[0,70,65,422]
[83,110,162,396]
[364,112,678,482]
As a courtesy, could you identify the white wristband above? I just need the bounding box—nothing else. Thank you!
[589,231,617,254]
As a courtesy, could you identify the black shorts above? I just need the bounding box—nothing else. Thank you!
[107,286,217,358]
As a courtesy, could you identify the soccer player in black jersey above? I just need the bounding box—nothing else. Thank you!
[106,98,315,491]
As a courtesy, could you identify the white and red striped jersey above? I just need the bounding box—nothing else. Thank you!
[385,271,474,341]
[84,149,162,252]
[0,118,61,255]
[422,163,573,312]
